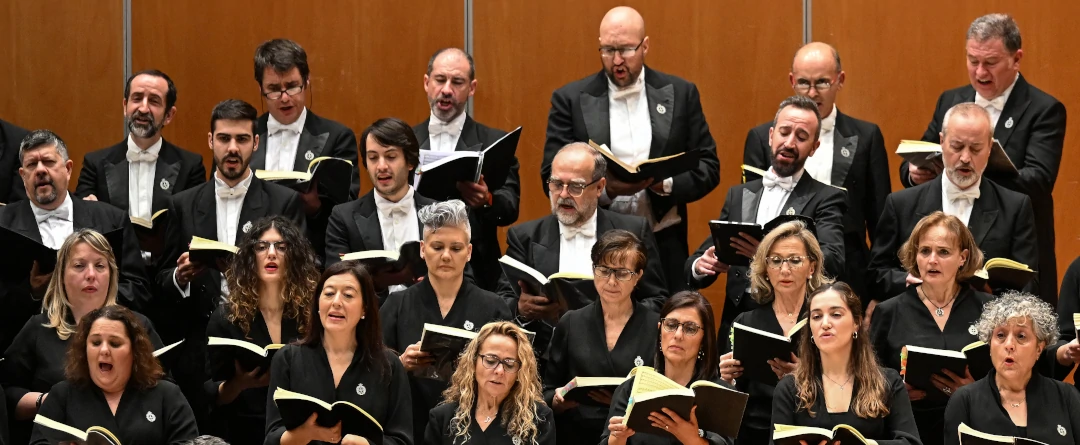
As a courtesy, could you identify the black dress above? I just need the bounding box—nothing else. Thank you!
[770,367,922,445]
[204,305,303,445]
[543,300,659,445]
[869,286,992,445]
[381,278,512,442]
[29,379,198,445]
[424,400,556,445]
[265,344,413,445]
[601,375,736,445]
[944,370,1080,445]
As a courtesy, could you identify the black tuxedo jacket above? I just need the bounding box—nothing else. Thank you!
[0,198,151,351]
[254,110,360,198]
[0,119,28,204]
[323,189,437,268]
[74,138,207,213]
[412,115,520,291]
[904,73,1065,303]
[744,111,890,296]
[684,175,847,326]
[868,176,1039,300]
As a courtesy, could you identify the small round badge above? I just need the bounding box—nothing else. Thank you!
[840,147,851,158]
[160,179,170,190]
[304,150,315,161]
[656,104,666,115]
[464,320,475,331]
[356,383,367,396]
[634,356,644,367]
[146,411,157,422]
[1005,117,1014,129]
[1059,425,1067,436]
[242,221,253,233]
[785,207,796,216]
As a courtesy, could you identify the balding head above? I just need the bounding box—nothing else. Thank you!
[424,47,476,122]
[598,7,648,88]
[600,6,646,39]
[789,42,845,119]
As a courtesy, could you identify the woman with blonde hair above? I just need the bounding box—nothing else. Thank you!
[425,321,554,445]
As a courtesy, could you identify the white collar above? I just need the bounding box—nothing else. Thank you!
[942,174,982,196]
[429,109,467,131]
[558,208,598,234]
[606,66,647,95]
[214,169,254,191]
[267,107,309,133]
[820,105,838,133]
[767,166,805,183]
[30,191,73,220]
[126,134,164,156]
[374,186,415,208]
[975,72,1020,105]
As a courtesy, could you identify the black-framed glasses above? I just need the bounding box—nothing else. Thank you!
[765,255,808,269]
[253,241,289,253]
[599,39,645,59]
[547,178,600,197]
[478,353,519,373]
[262,84,305,100]
[593,265,638,282]
[793,79,834,94]
[660,318,702,336]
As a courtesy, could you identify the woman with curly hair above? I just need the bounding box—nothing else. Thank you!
[426,321,554,445]
[30,305,198,444]
[204,216,318,445]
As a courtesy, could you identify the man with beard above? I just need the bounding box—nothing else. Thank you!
[742,43,889,304]
[0,118,29,203]
[900,14,1064,305]
[504,142,668,371]
[684,96,846,337]
[411,48,520,292]
[153,99,305,433]
[542,6,719,294]
[76,70,207,259]
[0,129,151,352]
[868,103,1037,309]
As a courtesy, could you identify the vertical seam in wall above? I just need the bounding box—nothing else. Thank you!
[123,0,132,137]
[803,0,812,44]
[464,0,474,117]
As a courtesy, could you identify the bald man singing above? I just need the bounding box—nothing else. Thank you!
[743,42,890,303]
[542,7,719,295]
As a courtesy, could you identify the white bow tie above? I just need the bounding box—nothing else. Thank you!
[216,185,248,199]
[947,187,981,203]
[975,95,1006,112]
[428,120,461,138]
[820,116,835,133]
[380,201,411,218]
[561,225,596,240]
[127,148,158,163]
[267,119,303,136]
[762,171,796,192]
[35,206,70,224]
[610,81,644,101]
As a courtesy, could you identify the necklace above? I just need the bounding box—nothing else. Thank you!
[775,295,804,322]
[823,373,853,390]
[918,286,956,317]
[478,411,497,424]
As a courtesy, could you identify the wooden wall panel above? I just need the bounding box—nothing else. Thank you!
[131,0,464,192]
[474,0,804,325]
[0,0,123,190]
[814,1,1080,291]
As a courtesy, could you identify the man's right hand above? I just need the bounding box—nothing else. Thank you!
[83,194,98,201]
[907,162,942,185]
[29,261,51,295]
[694,246,730,276]
[175,252,206,288]
[605,175,653,197]
[517,282,561,322]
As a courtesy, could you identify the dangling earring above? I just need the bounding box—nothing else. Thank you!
[697,350,704,360]
[853,331,858,339]
[810,336,815,344]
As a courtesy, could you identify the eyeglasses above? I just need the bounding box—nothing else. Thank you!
[593,265,638,282]
[547,178,600,197]
[765,255,808,269]
[254,241,289,253]
[262,84,305,100]
[478,353,519,373]
[794,79,834,94]
[660,318,702,336]
[599,39,645,59]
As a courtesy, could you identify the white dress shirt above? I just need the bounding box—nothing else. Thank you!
[375,186,420,253]
[975,73,1019,129]
[427,110,467,153]
[126,135,163,221]
[558,211,598,276]
[265,107,308,171]
[803,105,837,185]
[172,172,253,298]
[941,176,981,226]
[32,193,74,250]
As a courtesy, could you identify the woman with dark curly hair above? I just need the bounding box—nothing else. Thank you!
[30,305,198,444]
[204,216,319,445]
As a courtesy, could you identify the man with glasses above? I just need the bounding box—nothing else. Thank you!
[685,96,846,340]
[542,6,719,294]
[743,42,890,304]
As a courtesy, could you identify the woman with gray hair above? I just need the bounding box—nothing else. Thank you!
[943,292,1080,445]
[380,199,513,440]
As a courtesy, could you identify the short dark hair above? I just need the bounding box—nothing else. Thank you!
[772,95,823,142]
[65,305,164,391]
[359,117,421,172]
[591,229,647,272]
[653,291,718,382]
[968,13,1022,53]
[125,69,178,111]
[19,129,69,164]
[254,39,310,85]
[210,99,259,134]
[427,48,476,80]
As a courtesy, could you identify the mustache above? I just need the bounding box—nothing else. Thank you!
[557,198,577,208]
[774,147,797,159]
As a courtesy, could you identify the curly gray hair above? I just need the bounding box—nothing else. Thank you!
[418,199,471,241]
[975,291,1059,346]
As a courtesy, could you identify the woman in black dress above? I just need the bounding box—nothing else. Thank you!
[771,282,922,445]
[716,220,831,445]
[603,291,735,445]
[545,229,661,445]
[425,321,555,445]
[944,292,1080,445]
[30,305,198,444]
[204,216,319,444]
[265,261,413,445]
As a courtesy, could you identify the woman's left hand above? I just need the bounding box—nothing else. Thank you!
[340,434,369,445]
[929,366,975,397]
[768,352,800,380]
[649,407,703,444]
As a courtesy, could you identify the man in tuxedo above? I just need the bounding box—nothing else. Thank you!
[542,6,719,294]
[0,119,28,203]
[505,143,668,370]
[252,38,361,262]
[686,96,846,336]
[0,129,151,351]
[869,103,1038,306]
[743,43,889,302]
[412,48,520,292]
[76,70,207,260]
[153,99,305,432]
[901,14,1065,305]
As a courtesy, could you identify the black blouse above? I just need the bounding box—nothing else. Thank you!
[424,400,556,445]
[944,370,1080,445]
[29,380,198,445]
[601,375,736,445]
[265,344,413,445]
[543,300,659,444]
[203,305,302,445]
[381,278,512,441]
[770,367,922,445]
